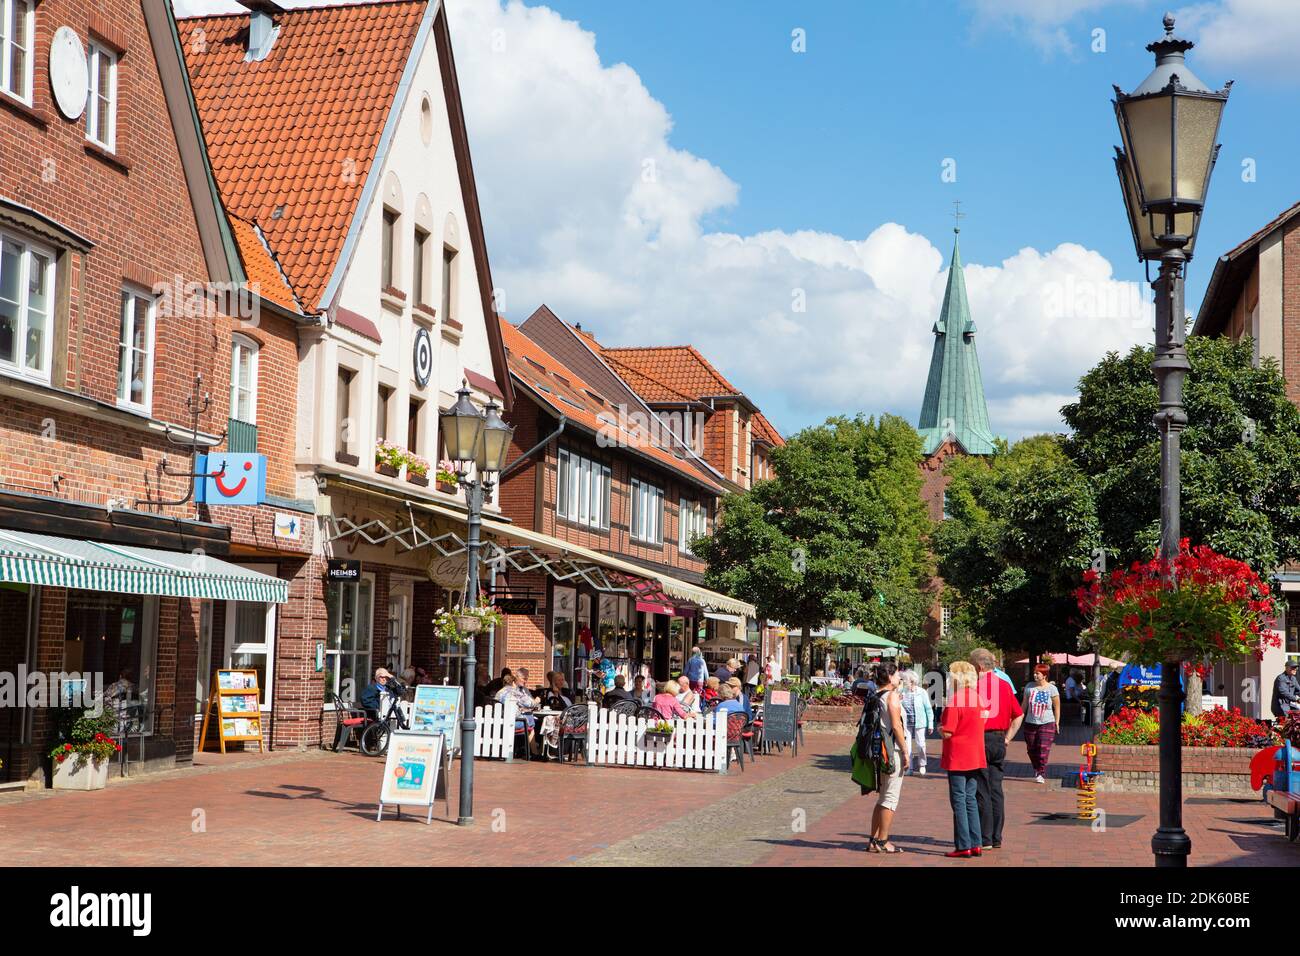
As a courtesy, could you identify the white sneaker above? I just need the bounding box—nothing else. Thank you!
[918,767,926,776]
[1035,774,1045,784]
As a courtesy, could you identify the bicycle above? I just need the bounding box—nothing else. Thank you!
[359,682,410,757]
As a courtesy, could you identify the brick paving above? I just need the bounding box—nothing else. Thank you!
[0,733,1292,867]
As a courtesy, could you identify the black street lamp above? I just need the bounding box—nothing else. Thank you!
[439,381,514,826]
[1112,13,1230,868]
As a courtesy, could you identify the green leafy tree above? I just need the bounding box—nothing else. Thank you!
[934,434,1101,661]
[1062,336,1300,576]
[696,414,932,673]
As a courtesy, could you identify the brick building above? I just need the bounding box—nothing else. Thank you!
[1190,200,1300,715]
[0,0,288,786]
[914,229,997,663]
[488,315,752,691]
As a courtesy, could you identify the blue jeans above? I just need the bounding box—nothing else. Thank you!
[948,770,982,851]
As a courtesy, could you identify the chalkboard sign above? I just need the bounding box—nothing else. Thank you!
[762,688,798,753]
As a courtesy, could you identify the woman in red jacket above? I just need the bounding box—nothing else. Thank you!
[941,661,987,858]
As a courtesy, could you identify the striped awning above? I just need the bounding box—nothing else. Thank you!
[0,529,288,603]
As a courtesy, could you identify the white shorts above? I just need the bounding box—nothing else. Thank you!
[877,750,904,811]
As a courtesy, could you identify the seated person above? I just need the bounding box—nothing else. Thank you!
[496,674,537,752]
[632,675,655,707]
[702,676,721,706]
[603,675,634,706]
[676,678,702,714]
[652,679,696,720]
[484,666,512,701]
[360,667,397,719]
[540,671,573,710]
[715,683,746,717]
[726,677,752,719]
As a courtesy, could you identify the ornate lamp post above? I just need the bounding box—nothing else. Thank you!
[439,381,514,826]
[1111,13,1230,868]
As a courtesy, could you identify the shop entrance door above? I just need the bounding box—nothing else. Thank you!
[0,583,34,782]
[385,581,412,676]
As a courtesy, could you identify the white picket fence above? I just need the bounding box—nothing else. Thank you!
[474,699,519,760]
[584,703,729,773]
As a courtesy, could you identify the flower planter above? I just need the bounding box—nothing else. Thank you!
[436,480,458,494]
[52,755,110,791]
[644,730,673,744]
[455,615,482,635]
[1094,743,1257,795]
[376,463,399,478]
[407,473,429,487]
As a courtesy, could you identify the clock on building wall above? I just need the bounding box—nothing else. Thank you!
[49,27,89,121]
[413,327,432,388]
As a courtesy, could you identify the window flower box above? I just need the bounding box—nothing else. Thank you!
[376,463,399,478]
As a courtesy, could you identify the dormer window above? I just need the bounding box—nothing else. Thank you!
[87,41,118,151]
[0,0,33,103]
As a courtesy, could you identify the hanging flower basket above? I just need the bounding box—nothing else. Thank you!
[1075,539,1279,670]
[435,601,504,646]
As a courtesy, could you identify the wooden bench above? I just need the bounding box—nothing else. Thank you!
[1267,789,1300,842]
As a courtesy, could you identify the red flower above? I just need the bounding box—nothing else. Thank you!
[63,743,72,751]
[1122,613,1140,629]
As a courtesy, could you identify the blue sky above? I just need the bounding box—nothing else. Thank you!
[175,0,1300,441]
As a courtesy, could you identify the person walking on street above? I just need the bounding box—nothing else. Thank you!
[1272,659,1300,719]
[900,671,934,775]
[941,661,986,858]
[970,648,1023,850]
[868,663,908,855]
[1021,664,1060,783]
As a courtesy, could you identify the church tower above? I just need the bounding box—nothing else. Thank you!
[916,223,997,661]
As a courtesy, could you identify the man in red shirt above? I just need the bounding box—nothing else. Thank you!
[971,648,1024,850]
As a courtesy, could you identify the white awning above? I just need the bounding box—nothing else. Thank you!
[703,612,747,625]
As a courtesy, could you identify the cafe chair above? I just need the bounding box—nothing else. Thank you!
[725,713,747,771]
[609,699,639,718]
[637,705,664,722]
[328,692,368,752]
[558,704,589,764]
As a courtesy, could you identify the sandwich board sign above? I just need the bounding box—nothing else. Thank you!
[762,688,798,754]
[377,731,445,825]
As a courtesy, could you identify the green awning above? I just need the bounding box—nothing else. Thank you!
[0,529,287,603]
[829,628,901,649]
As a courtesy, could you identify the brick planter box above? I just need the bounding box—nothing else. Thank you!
[1094,744,1256,795]
[800,704,859,736]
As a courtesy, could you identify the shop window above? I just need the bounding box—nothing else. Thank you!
[630,478,664,544]
[0,0,33,104]
[226,597,276,710]
[557,448,610,530]
[117,288,155,412]
[552,586,576,686]
[87,41,118,151]
[385,592,408,674]
[325,575,373,702]
[64,593,158,734]
[0,228,54,381]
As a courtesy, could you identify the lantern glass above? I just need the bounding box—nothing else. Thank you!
[475,401,514,474]
[1174,95,1224,205]
[439,386,484,465]
[1120,94,1173,206]
[1115,150,1198,260]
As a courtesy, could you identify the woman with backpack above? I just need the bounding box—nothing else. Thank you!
[866,662,907,854]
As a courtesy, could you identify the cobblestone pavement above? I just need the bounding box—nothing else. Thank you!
[0,734,1292,866]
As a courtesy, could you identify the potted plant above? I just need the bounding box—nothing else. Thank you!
[407,454,430,487]
[645,719,674,743]
[50,709,121,791]
[375,440,405,478]
[1076,540,1279,711]
[434,600,504,646]
[435,460,459,494]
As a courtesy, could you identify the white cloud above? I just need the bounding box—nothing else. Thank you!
[1173,0,1300,81]
[174,0,1149,439]
[964,0,1143,56]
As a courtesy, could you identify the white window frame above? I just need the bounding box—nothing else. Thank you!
[0,227,55,382]
[631,478,663,544]
[327,572,374,703]
[86,41,118,151]
[117,287,156,413]
[224,572,277,711]
[0,0,34,105]
[229,334,259,425]
[678,498,708,556]
[557,448,610,531]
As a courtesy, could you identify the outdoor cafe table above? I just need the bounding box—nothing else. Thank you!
[530,708,564,760]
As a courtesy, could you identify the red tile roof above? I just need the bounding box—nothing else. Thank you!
[498,319,722,494]
[227,215,300,313]
[177,1,427,311]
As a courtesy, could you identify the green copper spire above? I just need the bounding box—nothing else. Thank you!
[917,230,997,456]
